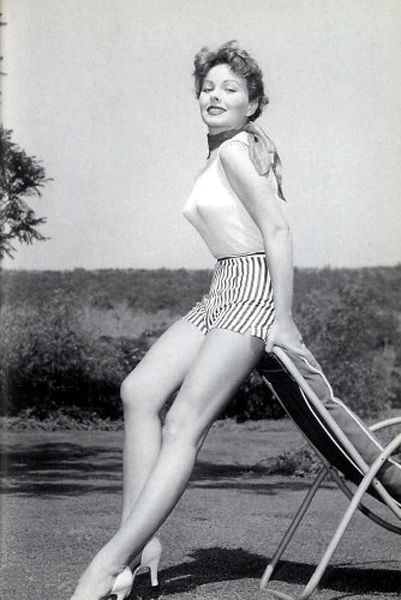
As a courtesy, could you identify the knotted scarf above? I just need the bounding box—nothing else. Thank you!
[207,121,286,201]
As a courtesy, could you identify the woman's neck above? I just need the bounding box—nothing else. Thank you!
[207,126,245,157]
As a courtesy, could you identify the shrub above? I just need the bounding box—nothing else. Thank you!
[0,293,145,417]
[223,371,284,421]
[294,281,399,417]
[1,267,399,422]
[0,407,123,431]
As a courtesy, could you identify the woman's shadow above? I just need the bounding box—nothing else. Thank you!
[130,546,400,598]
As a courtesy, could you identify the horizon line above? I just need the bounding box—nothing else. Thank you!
[2,263,401,274]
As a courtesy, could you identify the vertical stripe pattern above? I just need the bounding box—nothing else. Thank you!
[183,253,275,343]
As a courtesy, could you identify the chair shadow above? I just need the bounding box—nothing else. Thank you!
[130,547,400,598]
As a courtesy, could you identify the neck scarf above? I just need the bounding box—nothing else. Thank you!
[207,127,245,156]
[207,121,286,202]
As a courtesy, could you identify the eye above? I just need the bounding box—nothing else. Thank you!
[223,85,239,93]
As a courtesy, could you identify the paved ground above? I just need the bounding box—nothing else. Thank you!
[0,424,400,600]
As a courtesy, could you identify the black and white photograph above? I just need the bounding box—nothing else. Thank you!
[1,1,401,599]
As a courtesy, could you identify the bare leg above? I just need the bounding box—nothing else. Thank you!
[71,329,264,600]
[119,319,204,524]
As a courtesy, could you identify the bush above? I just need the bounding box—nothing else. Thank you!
[0,407,123,431]
[0,292,145,418]
[223,371,284,421]
[294,281,399,417]
[1,267,399,422]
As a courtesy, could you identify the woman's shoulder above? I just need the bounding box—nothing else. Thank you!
[219,130,250,150]
[218,132,253,172]
[217,131,252,172]
[194,132,250,179]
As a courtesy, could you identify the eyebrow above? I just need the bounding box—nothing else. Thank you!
[203,79,242,86]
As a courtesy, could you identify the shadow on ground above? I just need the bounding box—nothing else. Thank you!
[131,547,401,598]
[0,440,317,497]
[0,442,122,496]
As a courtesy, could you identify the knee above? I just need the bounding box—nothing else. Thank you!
[120,373,151,413]
[162,405,205,449]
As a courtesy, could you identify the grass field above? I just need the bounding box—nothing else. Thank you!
[1,267,400,598]
[0,419,399,600]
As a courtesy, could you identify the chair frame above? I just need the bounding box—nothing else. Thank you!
[259,347,401,600]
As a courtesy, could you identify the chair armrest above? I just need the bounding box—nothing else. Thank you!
[370,416,401,433]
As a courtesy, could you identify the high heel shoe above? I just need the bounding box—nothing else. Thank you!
[132,537,162,588]
[109,566,133,600]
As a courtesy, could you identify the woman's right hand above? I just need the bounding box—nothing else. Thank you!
[265,317,304,355]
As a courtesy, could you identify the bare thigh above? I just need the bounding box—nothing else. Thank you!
[121,318,205,412]
[166,328,265,443]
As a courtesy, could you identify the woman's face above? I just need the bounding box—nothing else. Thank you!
[198,63,257,134]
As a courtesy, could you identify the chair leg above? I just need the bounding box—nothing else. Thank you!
[260,467,327,590]
[331,469,401,534]
[299,435,401,600]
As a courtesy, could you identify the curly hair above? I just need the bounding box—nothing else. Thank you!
[193,40,268,121]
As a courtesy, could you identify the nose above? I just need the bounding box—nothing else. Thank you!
[210,90,220,102]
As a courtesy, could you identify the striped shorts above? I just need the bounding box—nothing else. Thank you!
[183,252,275,343]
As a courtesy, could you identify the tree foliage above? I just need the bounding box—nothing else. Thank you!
[0,125,51,258]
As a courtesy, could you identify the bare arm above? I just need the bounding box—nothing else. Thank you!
[219,141,303,351]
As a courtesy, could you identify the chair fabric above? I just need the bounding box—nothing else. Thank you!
[257,346,401,501]
[257,347,401,599]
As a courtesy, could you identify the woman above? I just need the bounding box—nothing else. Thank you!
[71,39,297,600]
[71,41,400,600]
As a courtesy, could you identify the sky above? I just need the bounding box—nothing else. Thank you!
[2,0,401,271]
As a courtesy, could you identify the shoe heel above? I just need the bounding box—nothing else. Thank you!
[132,537,162,588]
[148,556,160,587]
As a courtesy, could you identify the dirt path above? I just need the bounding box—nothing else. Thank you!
[0,424,399,600]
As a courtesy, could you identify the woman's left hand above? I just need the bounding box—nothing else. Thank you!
[265,317,304,354]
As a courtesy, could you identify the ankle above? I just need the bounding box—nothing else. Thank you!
[91,548,126,578]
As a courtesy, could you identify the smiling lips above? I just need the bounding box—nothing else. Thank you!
[207,106,226,115]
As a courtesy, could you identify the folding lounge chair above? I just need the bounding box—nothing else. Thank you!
[257,347,401,600]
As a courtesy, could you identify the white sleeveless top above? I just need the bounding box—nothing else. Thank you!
[182,131,282,259]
